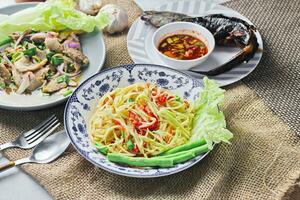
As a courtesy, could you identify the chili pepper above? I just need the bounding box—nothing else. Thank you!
[132,144,139,154]
[156,94,168,105]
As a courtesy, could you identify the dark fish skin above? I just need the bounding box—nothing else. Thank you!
[141,11,190,27]
[141,11,259,76]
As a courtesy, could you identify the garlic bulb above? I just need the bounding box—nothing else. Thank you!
[100,4,128,34]
[77,0,102,16]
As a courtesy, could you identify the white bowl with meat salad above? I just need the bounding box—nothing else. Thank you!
[152,22,215,71]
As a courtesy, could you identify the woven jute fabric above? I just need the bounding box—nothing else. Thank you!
[225,0,300,135]
[0,0,299,199]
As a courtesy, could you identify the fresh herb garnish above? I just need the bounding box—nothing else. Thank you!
[23,47,37,57]
[46,52,55,61]
[57,75,69,84]
[51,56,63,66]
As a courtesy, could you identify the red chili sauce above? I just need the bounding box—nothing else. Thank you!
[158,34,208,60]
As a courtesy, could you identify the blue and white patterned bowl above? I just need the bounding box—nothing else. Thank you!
[64,64,210,178]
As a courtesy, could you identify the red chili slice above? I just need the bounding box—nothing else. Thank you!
[132,145,139,154]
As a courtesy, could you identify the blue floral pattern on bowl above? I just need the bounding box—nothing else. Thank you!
[64,64,209,178]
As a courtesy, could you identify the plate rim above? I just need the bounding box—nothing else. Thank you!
[64,63,211,178]
[127,0,263,87]
[0,2,106,111]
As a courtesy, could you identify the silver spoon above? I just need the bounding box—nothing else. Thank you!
[0,130,70,172]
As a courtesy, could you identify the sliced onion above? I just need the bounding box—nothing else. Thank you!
[57,63,65,75]
[67,42,80,49]
[56,63,81,77]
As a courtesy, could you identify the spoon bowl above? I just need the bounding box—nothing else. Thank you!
[30,131,70,164]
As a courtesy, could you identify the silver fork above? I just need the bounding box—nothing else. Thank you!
[0,115,60,151]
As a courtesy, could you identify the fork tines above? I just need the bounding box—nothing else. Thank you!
[24,115,60,145]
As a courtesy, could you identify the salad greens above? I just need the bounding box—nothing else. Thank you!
[191,77,233,149]
[0,0,110,41]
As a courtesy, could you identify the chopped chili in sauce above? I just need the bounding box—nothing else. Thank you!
[158,34,208,60]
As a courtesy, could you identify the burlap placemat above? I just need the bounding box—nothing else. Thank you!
[225,0,300,135]
[0,0,299,199]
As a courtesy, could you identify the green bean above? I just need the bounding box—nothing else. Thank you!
[172,152,195,164]
[0,37,12,47]
[107,153,174,168]
[160,139,206,156]
[159,144,209,160]
[95,142,108,155]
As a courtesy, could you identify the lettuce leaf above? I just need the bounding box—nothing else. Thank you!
[0,0,110,41]
[190,77,233,149]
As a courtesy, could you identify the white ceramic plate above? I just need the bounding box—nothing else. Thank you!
[64,64,210,178]
[127,0,263,86]
[0,3,106,111]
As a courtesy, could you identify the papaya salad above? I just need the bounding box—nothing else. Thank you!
[89,78,233,168]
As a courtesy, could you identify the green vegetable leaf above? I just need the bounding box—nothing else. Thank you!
[0,0,110,41]
[190,77,233,149]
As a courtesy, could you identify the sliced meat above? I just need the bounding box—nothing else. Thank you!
[42,77,68,93]
[2,54,21,86]
[35,66,50,78]
[28,76,44,91]
[63,48,89,66]
[14,56,47,72]
[10,32,21,41]
[16,72,34,94]
[5,47,16,54]
[45,37,63,52]
[30,32,47,43]
[0,63,12,84]
[63,34,88,66]
[11,67,22,86]
[27,66,50,91]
